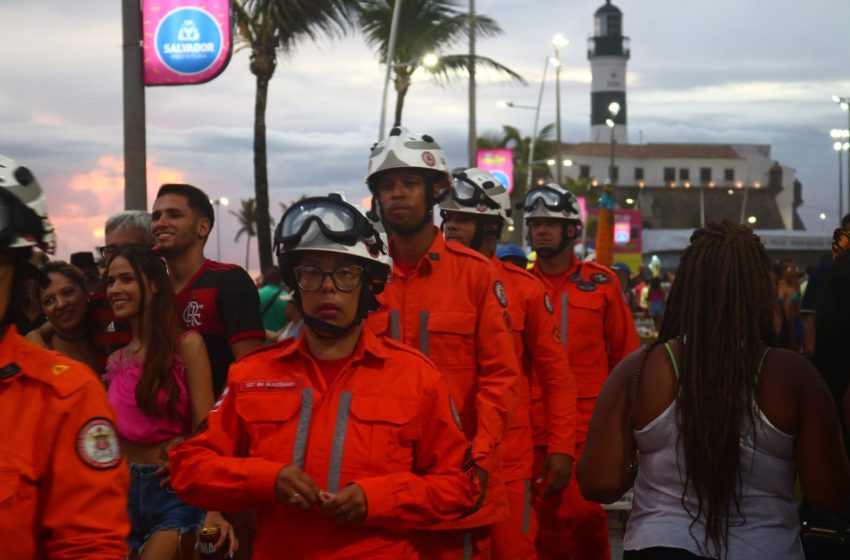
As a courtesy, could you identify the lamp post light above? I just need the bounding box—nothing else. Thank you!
[552,34,569,185]
[832,129,850,219]
[210,197,229,261]
[377,50,439,139]
[833,95,850,211]
[820,212,828,231]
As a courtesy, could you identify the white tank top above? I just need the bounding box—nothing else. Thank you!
[623,346,804,559]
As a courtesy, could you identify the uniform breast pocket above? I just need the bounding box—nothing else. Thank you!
[567,294,605,366]
[426,311,477,370]
[0,463,36,546]
[347,396,419,474]
[236,392,304,461]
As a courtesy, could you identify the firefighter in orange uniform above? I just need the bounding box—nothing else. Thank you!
[365,128,520,559]
[0,155,130,558]
[169,195,477,559]
[439,168,578,560]
[524,184,639,559]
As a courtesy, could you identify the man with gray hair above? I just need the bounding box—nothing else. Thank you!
[89,210,156,369]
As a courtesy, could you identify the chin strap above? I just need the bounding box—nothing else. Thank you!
[303,313,359,339]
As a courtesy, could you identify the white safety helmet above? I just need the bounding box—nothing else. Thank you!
[439,168,514,227]
[522,183,582,223]
[366,126,452,191]
[0,155,56,253]
[274,193,390,281]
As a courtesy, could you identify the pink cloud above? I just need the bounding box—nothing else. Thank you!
[46,156,185,261]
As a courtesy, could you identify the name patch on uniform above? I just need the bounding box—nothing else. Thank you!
[577,281,597,292]
[493,281,509,308]
[590,272,611,284]
[76,418,122,470]
[237,380,299,393]
[543,293,554,314]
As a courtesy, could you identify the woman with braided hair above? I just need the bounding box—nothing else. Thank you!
[577,220,850,559]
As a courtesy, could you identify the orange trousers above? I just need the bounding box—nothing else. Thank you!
[491,479,538,560]
[418,526,491,560]
[534,398,609,560]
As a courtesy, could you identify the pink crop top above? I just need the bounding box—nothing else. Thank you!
[104,348,192,446]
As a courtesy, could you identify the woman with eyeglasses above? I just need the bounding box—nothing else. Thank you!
[169,194,478,559]
[103,246,236,559]
[26,261,101,372]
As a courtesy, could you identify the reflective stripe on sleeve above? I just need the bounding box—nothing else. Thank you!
[327,391,353,493]
[560,293,568,346]
[291,388,314,469]
[419,310,429,356]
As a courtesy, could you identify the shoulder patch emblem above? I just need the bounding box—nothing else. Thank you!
[77,418,122,470]
[577,281,597,292]
[591,272,611,284]
[493,281,509,308]
[543,293,554,314]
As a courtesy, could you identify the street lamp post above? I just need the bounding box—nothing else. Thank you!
[210,197,229,261]
[552,34,569,185]
[832,129,850,219]
[606,101,621,185]
[832,95,850,214]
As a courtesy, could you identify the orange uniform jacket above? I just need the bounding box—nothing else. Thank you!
[367,230,520,527]
[493,257,577,482]
[169,328,477,560]
[531,257,638,402]
[0,327,129,559]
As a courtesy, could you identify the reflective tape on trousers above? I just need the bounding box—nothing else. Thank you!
[561,292,568,346]
[522,479,532,534]
[419,310,429,356]
[390,309,401,340]
[327,391,353,493]
[291,388,314,469]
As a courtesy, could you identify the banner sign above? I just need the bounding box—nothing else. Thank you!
[143,0,232,86]
[476,149,514,194]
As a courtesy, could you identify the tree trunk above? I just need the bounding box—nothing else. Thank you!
[246,234,252,272]
[393,71,411,127]
[252,71,273,272]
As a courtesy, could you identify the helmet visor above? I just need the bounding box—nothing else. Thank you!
[276,196,382,258]
[522,187,568,212]
[447,175,500,210]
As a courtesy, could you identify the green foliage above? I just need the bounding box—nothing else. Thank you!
[356,0,525,126]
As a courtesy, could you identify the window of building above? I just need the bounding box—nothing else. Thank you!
[634,167,644,181]
[663,167,675,182]
[700,167,712,183]
[580,165,591,179]
[724,168,735,181]
[679,168,690,181]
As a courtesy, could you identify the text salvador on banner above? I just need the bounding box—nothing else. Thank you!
[142,0,232,86]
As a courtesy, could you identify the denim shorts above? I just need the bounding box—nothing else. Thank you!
[128,463,205,553]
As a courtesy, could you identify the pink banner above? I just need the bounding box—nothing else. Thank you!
[476,149,514,193]
[143,0,231,86]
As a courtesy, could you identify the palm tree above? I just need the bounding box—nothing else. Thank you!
[231,0,358,272]
[231,198,259,271]
[357,0,525,127]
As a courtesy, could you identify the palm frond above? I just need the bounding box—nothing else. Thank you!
[426,54,526,85]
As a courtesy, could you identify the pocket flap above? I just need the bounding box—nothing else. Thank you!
[349,395,418,425]
[569,293,603,311]
[237,392,303,422]
[426,311,476,335]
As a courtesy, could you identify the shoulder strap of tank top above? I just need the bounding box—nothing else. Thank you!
[663,341,680,381]
[756,347,771,382]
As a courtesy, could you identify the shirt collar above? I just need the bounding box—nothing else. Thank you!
[389,226,445,276]
[279,325,390,364]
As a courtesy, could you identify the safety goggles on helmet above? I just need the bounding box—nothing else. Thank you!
[522,185,581,222]
[277,196,376,252]
[440,175,501,211]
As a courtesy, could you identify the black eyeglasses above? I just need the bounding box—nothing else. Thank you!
[97,243,152,261]
[293,264,364,292]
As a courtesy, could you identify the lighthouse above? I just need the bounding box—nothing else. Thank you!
[588,0,630,144]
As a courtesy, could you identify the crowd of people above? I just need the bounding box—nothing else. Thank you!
[1,126,850,560]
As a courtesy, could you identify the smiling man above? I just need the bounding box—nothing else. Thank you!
[151,184,264,397]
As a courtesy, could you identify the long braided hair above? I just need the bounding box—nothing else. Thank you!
[632,221,776,557]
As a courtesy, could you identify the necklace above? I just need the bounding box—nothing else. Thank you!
[55,331,89,343]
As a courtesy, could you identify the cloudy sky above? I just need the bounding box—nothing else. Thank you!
[3,0,849,271]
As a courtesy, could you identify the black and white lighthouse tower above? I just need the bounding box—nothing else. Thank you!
[588,0,630,144]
